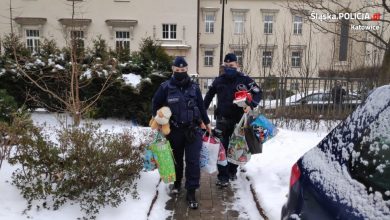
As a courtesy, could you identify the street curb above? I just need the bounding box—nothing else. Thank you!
[147,179,162,219]
[245,176,269,220]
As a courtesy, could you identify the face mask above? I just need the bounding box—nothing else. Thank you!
[173,72,188,81]
[224,67,237,78]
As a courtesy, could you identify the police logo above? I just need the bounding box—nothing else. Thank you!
[226,59,230,62]
[236,84,248,91]
[180,64,183,67]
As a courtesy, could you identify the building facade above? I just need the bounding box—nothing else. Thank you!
[198,0,387,78]
[0,0,198,74]
[0,0,387,78]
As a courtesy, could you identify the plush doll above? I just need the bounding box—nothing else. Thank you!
[149,106,172,136]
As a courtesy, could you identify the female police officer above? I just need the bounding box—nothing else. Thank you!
[152,56,211,209]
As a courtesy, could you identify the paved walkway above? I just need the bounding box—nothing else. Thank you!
[164,172,249,220]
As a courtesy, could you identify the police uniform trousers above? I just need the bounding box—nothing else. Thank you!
[216,117,239,182]
[166,126,202,189]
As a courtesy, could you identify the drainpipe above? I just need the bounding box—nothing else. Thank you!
[219,0,226,66]
[196,0,200,76]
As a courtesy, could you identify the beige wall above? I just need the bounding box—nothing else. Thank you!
[198,0,387,78]
[0,0,388,77]
[0,0,198,74]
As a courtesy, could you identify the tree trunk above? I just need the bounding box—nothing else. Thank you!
[379,45,390,86]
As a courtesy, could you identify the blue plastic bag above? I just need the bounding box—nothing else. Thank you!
[250,114,278,143]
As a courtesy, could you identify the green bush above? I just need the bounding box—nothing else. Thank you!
[8,122,144,219]
[0,89,18,123]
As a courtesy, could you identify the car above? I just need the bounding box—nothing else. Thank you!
[281,85,390,220]
[262,91,362,108]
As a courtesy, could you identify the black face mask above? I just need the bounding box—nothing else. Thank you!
[173,72,189,81]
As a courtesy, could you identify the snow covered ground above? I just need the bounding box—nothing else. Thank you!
[0,112,332,220]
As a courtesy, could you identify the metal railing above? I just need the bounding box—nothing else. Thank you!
[196,76,377,120]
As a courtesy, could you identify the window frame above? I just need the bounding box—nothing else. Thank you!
[205,13,215,34]
[262,50,273,67]
[234,50,244,66]
[162,24,177,40]
[293,15,303,35]
[291,51,302,68]
[204,50,214,67]
[25,29,40,54]
[115,30,130,51]
[233,13,245,35]
[70,30,85,50]
[264,15,274,34]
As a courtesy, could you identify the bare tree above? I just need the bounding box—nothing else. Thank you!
[8,0,116,126]
[286,0,390,85]
[227,18,259,75]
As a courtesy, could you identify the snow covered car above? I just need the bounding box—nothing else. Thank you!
[281,85,390,220]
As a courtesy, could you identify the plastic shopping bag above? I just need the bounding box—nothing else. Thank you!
[217,143,227,166]
[227,114,251,166]
[244,114,263,154]
[150,132,176,183]
[250,114,278,144]
[200,133,220,174]
[143,147,157,171]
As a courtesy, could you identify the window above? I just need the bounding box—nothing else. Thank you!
[204,50,214,67]
[301,94,323,102]
[26,29,40,53]
[234,50,243,66]
[203,79,213,90]
[162,24,177,39]
[293,15,303,35]
[339,19,349,61]
[262,51,272,67]
[71,30,84,50]
[291,51,301,67]
[115,31,130,51]
[233,13,244,34]
[205,13,215,33]
[264,15,273,34]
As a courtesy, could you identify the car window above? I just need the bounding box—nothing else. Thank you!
[349,108,390,200]
[302,94,323,102]
[322,93,331,102]
[344,94,360,101]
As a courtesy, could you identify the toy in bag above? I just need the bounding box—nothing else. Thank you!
[200,133,220,174]
[149,132,176,183]
[227,114,251,166]
[233,90,253,108]
[143,147,157,171]
[250,114,278,144]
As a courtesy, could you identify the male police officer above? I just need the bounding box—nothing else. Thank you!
[204,53,262,187]
[152,57,211,209]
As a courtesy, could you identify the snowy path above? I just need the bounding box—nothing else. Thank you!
[147,172,264,220]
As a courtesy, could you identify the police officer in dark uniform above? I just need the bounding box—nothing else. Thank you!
[204,53,262,187]
[152,56,211,209]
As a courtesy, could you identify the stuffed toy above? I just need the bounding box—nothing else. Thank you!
[149,106,172,135]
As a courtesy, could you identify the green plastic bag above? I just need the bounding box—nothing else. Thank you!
[150,132,176,183]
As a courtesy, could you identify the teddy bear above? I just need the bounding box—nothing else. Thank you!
[149,106,172,136]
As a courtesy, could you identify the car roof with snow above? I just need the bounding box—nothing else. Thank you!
[300,85,390,219]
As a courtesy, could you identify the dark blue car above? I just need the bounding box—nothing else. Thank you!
[281,85,390,220]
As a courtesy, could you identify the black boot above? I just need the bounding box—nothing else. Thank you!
[186,189,198,209]
[170,181,181,195]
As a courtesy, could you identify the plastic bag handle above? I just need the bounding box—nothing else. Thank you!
[202,131,212,143]
[234,113,248,136]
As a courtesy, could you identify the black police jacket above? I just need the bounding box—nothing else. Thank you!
[152,77,210,127]
[204,72,262,123]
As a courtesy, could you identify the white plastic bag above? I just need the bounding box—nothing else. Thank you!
[200,134,220,174]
